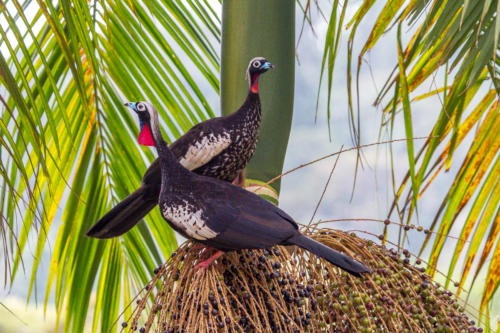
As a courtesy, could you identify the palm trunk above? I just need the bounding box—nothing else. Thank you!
[221,0,295,193]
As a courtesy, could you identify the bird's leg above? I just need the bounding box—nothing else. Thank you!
[232,169,246,187]
[194,250,223,273]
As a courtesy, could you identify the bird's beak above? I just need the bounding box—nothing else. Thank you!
[124,102,137,111]
[262,61,274,70]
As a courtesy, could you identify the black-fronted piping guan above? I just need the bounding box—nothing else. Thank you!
[117,101,371,277]
[86,57,273,239]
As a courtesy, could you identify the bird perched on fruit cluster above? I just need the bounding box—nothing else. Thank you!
[122,101,371,277]
[86,57,273,239]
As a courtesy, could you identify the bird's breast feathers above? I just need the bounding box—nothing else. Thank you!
[161,200,218,240]
[178,132,231,171]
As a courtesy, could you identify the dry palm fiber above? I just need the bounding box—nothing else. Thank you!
[116,226,481,332]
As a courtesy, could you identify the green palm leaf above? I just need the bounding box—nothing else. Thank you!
[0,0,219,331]
[316,0,500,323]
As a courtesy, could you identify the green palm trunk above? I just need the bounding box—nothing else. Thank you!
[221,0,295,193]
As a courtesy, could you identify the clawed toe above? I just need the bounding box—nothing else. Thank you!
[193,250,223,274]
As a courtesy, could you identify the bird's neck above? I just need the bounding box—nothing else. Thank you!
[227,93,261,131]
[149,111,187,181]
[232,85,261,121]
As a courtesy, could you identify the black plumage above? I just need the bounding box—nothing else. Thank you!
[123,101,371,277]
[86,57,273,239]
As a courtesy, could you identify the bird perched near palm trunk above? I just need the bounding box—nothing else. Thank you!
[122,101,371,277]
[86,58,273,239]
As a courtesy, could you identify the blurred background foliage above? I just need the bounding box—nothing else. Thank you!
[0,0,498,331]
[316,0,499,327]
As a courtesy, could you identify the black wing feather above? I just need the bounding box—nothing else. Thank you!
[194,179,298,250]
[169,117,227,159]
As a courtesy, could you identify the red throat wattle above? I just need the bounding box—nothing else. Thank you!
[138,124,155,146]
[251,74,260,93]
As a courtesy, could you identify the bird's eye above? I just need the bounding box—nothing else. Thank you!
[252,60,261,68]
[137,103,146,111]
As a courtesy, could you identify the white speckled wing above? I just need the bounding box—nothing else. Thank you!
[162,201,218,240]
[178,132,231,171]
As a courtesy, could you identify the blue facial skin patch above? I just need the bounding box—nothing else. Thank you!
[125,102,137,111]
[261,62,272,70]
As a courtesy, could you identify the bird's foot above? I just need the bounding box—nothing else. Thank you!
[194,250,223,274]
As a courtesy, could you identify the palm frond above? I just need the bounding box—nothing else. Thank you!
[315,0,500,323]
[0,0,220,331]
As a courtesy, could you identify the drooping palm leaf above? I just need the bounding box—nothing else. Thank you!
[314,0,499,323]
[0,0,220,331]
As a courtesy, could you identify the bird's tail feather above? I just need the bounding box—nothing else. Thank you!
[85,186,157,239]
[287,234,371,277]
